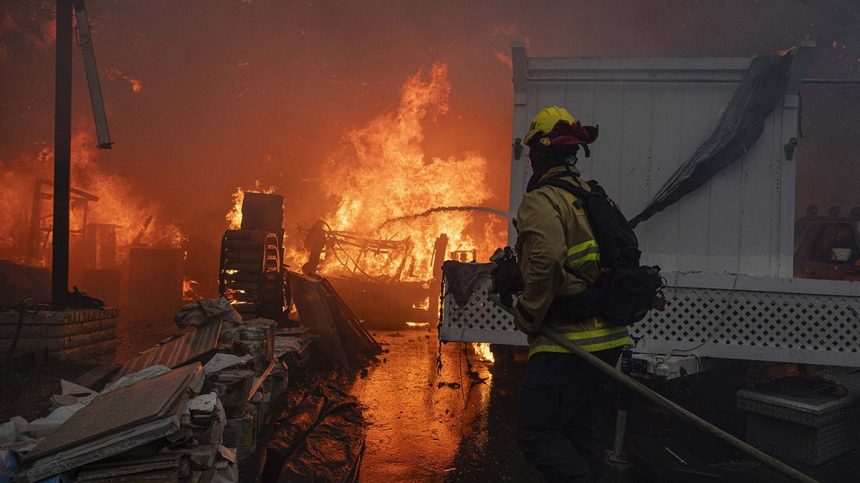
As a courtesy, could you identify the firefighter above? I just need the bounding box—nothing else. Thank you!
[514,106,630,482]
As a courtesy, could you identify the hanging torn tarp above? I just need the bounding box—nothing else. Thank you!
[629,49,796,228]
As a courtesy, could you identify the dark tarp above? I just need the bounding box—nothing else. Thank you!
[629,50,796,227]
[259,384,366,483]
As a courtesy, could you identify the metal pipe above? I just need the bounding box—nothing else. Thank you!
[539,326,818,483]
[73,0,112,149]
[51,0,73,306]
[610,409,628,460]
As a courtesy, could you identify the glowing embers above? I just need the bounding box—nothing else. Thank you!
[413,296,431,311]
[182,278,200,302]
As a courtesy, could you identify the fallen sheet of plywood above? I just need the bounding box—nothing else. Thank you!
[75,452,190,482]
[290,273,350,368]
[24,416,181,482]
[23,364,203,482]
[289,273,381,369]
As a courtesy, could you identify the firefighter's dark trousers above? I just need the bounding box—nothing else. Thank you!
[516,348,622,483]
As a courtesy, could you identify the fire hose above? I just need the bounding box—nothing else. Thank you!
[3,297,39,370]
[538,325,818,483]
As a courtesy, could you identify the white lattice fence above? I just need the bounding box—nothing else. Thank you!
[438,271,860,366]
[439,275,526,346]
[635,287,860,366]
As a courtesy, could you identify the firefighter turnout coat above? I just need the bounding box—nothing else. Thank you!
[514,165,630,357]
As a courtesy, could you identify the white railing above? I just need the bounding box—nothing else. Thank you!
[439,268,860,367]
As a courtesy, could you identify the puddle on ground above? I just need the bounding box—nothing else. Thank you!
[350,329,493,482]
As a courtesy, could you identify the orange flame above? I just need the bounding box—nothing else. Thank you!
[182,277,199,301]
[472,342,495,363]
[0,132,183,264]
[129,79,143,94]
[105,67,143,95]
[320,63,502,280]
[225,181,276,230]
[67,135,184,253]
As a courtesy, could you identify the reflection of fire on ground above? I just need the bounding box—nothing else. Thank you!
[351,331,494,481]
[473,343,495,363]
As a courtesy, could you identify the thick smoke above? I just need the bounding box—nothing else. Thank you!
[0,0,858,293]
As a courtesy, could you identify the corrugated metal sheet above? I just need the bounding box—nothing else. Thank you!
[114,322,221,379]
[509,43,809,278]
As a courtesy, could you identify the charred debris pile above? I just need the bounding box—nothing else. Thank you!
[1,239,382,482]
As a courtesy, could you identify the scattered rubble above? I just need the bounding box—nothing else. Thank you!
[1,279,378,482]
[22,363,206,481]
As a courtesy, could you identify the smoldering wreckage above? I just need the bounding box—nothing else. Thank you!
[0,188,389,482]
[3,2,860,483]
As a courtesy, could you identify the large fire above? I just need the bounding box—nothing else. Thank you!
[226,182,276,230]
[0,132,183,265]
[319,63,502,281]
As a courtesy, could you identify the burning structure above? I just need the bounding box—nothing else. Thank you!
[0,134,184,312]
[320,63,498,281]
[301,65,506,326]
[216,65,507,328]
[2,1,860,482]
[219,191,290,323]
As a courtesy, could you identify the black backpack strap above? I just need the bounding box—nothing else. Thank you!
[585,180,606,196]
[536,173,591,201]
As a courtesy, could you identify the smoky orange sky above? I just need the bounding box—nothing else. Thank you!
[1,0,859,291]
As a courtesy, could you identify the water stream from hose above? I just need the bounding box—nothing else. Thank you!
[374,206,513,232]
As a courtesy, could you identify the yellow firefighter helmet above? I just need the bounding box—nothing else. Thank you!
[523,106,577,146]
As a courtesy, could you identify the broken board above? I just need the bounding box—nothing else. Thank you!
[25,363,203,463]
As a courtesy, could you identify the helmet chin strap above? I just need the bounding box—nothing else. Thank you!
[563,151,579,175]
[563,158,577,179]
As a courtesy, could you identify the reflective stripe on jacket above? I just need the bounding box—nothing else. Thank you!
[566,239,600,270]
[514,165,629,356]
[528,319,629,358]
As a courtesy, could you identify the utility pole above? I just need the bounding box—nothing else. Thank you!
[51,0,73,306]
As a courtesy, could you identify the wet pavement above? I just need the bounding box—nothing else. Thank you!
[6,316,860,482]
[347,329,860,483]
[351,328,541,482]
